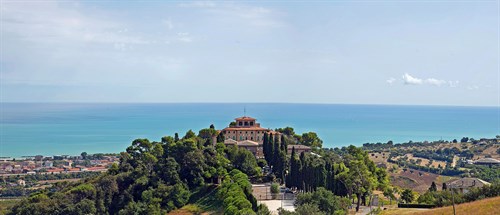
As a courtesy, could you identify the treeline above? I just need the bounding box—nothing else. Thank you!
[265,127,390,212]
[263,133,287,183]
[278,187,351,215]
[387,157,466,176]
[464,165,500,183]
[217,169,257,214]
[417,182,500,207]
[362,137,483,151]
[8,126,266,215]
[282,145,390,212]
[275,127,323,148]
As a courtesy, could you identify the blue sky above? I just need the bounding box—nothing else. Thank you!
[1,1,499,106]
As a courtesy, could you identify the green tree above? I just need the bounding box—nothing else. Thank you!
[429,181,437,192]
[301,132,323,148]
[295,187,349,214]
[183,130,196,139]
[81,152,88,160]
[401,189,415,203]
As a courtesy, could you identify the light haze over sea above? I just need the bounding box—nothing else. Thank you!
[1,103,499,158]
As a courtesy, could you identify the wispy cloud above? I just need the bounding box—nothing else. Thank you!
[177,32,193,43]
[179,1,286,28]
[467,85,479,90]
[178,1,217,8]
[163,19,174,30]
[399,73,458,87]
[386,78,396,84]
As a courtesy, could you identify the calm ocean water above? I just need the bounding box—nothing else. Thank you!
[0,103,499,157]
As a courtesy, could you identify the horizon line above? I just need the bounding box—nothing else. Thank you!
[1,101,499,108]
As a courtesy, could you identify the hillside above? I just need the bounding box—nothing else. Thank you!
[380,196,500,215]
[366,139,500,193]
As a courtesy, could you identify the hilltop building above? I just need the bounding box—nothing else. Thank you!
[473,158,500,167]
[287,144,312,155]
[222,116,280,158]
[447,178,490,194]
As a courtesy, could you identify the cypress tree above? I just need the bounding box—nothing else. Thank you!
[174,133,179,142]
[280,135,287,153]
[263,133,270,165]
[286,147,296,188]
[269,133,274,168]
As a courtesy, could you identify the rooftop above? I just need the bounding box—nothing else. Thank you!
[238,140,260,146]
[474,158,500,164]
[223,127,269,131]
[287,145,311,149]
[235,116,256,121]
[447,178,491,189]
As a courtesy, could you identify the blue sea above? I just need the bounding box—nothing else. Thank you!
[0,103,499,158]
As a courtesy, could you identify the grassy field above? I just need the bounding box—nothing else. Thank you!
[380,196,500,215]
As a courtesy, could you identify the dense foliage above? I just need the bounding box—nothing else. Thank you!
[294,187,350,215]
[9,127,261,215]
[283,145,389,212]
[9,125,390,214]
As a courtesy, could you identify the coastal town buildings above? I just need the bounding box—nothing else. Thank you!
[0,155,119,176]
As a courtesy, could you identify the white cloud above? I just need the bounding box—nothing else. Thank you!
[448,81,459,87]
[386,78,396,84]
[402,73,423,85]
[400,73,458,87]
[425,78,446,86]
[177,32,193,42]
[163,19,174,30]
[2,2,149,46]
[467,85,479,90]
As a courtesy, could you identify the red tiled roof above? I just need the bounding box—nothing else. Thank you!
[47,168,64,172]
[222,127,269,131]
[235,116,256,121]
[87,167,107,171]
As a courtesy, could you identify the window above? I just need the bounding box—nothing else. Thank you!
[246,131,248,134]
[244,122,249,126]
[251,131,253,134]
[239,122,243,126]
[240,136,243,140]
[250,122,254,126]
[233,136,235,139]
[251,137,253,140]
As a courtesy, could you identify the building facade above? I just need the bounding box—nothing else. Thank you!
[222,116,280,158]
